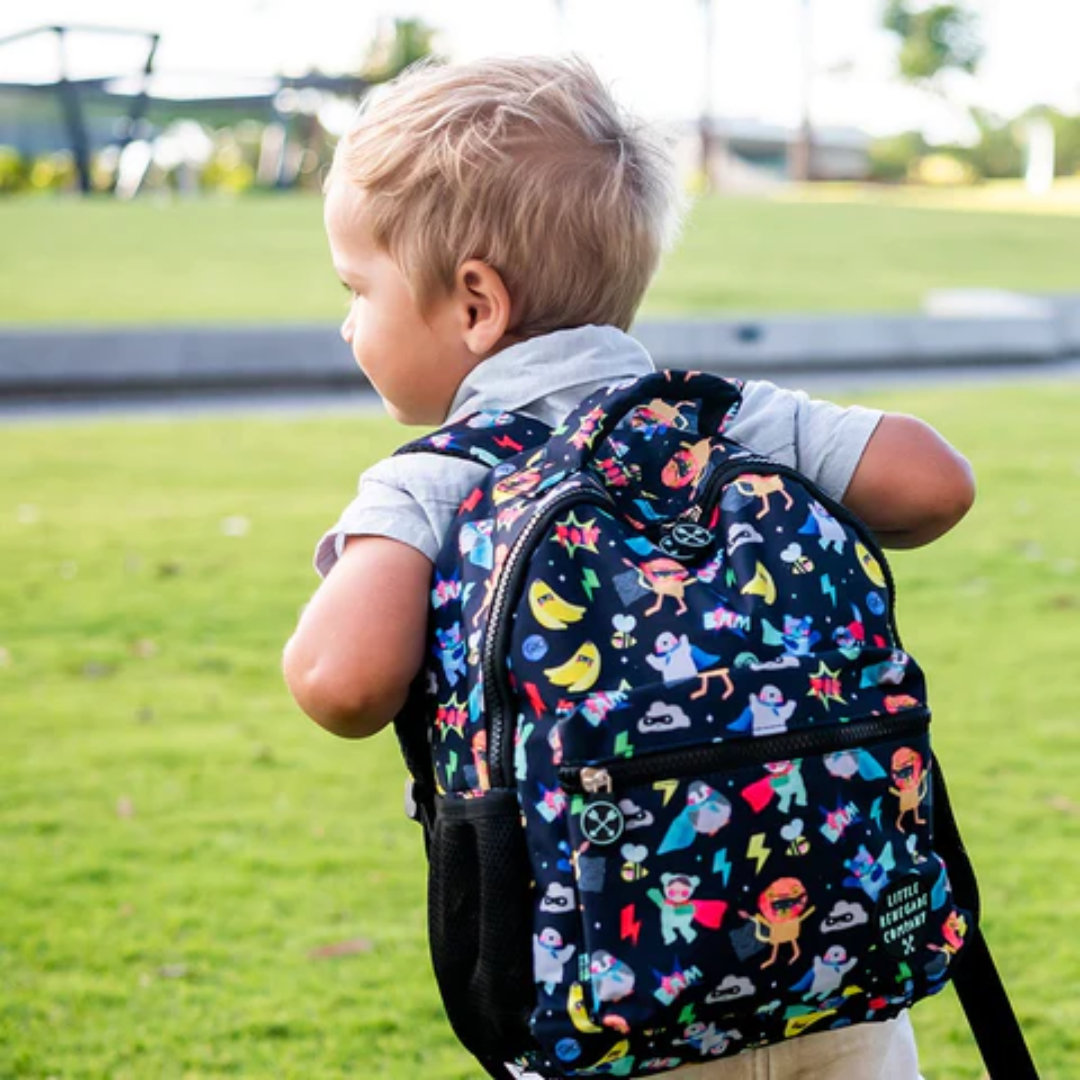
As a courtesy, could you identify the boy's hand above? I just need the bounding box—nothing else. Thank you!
[283,536,432,738]
[843,414,975,549]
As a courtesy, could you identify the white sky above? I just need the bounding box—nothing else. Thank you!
[2,1,1079,141]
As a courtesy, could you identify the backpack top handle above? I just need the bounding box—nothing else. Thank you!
[543,369,743,472]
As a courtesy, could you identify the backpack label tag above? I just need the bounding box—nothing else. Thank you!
[874,875,933,958]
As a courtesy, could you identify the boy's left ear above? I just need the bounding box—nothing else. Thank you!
[455,259,513,357]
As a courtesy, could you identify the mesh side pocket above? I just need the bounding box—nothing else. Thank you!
[428,789,534,1062]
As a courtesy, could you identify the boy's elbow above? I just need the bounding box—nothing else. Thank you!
[884,452,976,548]
[940,453,977,529]
[282,639,396,739]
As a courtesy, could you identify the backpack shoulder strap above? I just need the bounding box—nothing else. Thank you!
[394,409,553,468]
[392,408,552,843]
[932,760,1041,1079]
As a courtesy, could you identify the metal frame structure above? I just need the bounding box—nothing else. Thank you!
[0,24,160,193]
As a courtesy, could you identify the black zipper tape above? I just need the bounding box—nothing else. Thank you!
[559,709,931,795]
[483,482,612,789]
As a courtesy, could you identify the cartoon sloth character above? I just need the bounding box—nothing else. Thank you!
[889,747,929,832]
[647,873,727,944]
[623,557,698,616]
[739,878,816,968]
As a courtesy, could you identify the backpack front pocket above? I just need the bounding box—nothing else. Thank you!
[548,715,970,1064]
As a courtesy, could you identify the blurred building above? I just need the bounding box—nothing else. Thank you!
[675,117,871,191]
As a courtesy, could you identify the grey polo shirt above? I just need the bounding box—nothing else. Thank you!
[314,325,882,577]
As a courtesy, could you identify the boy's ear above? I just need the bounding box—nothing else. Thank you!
[454,259,513,357]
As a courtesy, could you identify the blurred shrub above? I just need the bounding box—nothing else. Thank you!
[201,138,255,194]
[29,151,77,192]
[0,146,29,193]
[868,130,929,182]
[909,152,978,186]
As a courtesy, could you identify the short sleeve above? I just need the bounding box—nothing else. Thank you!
[313,453,489,577]
[726,380,883,501]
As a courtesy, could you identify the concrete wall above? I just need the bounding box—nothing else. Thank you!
[2,297,1078,399]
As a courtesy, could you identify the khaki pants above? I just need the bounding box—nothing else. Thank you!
[659,1014,921,1080]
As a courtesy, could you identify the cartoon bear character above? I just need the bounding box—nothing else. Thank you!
[647,872,727,945]
[434,623,467,686]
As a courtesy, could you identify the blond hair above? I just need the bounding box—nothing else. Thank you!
[329,55,681,335]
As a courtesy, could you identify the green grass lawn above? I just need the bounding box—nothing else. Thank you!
[2,383,1078,1079]
[4,191,1080,325]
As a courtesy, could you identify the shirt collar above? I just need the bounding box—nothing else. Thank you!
[446,324,655,428]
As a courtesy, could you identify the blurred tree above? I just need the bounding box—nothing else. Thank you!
[882,1,983,85]
[361,18,441,83]
[961,108,1023,178]
[868,130,929,181]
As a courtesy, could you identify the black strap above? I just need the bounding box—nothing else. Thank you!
[932,759,1040,1079]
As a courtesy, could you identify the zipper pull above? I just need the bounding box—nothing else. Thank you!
[580,766,613,795]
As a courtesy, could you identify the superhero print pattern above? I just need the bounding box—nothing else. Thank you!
[396,372,967,1078]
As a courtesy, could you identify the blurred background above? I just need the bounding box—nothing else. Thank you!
[2,5,1078,1080]
[3,0,1080,201]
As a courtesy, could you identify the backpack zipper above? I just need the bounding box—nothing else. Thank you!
[559,709,930,795]
[484,482,613,789]
[483,453,904,790]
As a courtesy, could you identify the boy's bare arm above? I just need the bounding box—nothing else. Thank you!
[283,537,431,738]
[842,414,975,549]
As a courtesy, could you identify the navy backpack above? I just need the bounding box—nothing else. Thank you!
[393,371,1036,1079]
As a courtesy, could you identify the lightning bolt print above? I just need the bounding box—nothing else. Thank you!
[460,489,483,513]
[679,1004,697,1027]
[614,731,635,758]
[581,567,601,602]
[493,435,523,452]
[620,904,643,948]
[654,779,679,807]
[713,847,732,887]
[870,796,883,829]
[747,832,772,875]
[821,573,837,606]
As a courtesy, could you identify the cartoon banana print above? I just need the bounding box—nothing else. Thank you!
[567,981,604,1034]
[543,642,601,692]
[529,580,587,630]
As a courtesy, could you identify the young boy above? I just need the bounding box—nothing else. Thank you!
[283,56,974,1080]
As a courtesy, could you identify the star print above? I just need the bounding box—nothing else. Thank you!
[807,661,846,709]
[551,511,601,557]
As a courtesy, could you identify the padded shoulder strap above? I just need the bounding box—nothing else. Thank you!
[392,408,552,847]
[394,409,553,468]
